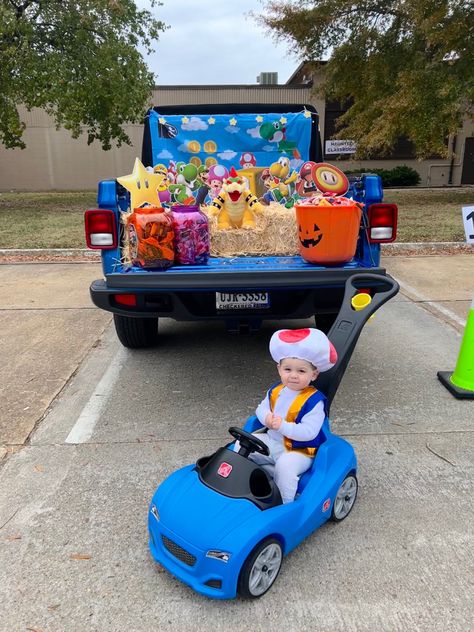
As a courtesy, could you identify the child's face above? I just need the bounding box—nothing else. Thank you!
[277,357,319,391]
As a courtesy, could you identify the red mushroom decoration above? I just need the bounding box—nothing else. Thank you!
[239,152,257,168]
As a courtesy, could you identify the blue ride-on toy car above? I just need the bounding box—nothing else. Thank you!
[148,274,399,599]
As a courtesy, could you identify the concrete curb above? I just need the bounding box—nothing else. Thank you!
[383,241,472,251]
[0,248,100,257]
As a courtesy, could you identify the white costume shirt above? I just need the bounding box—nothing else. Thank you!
[255,386,325,445]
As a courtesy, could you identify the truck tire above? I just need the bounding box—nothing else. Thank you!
[113,315,159,349]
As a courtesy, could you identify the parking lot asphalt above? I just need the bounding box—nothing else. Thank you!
[1,254,472,455]
[0,263,111,452]
[0,253,473,631]
[385,254,474,328]
[0,253,474,458]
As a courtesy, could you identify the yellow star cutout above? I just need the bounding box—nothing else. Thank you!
[229,117,237,126]
[279,116,287,124]
[117,157,165,210]
[303,109,312,118]
[208,117,216,125]
[256,115,263,123]
[181,116,189,124]
[158,117,166,124]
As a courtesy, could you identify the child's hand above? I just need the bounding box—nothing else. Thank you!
[265,413,282,430]
[270,415,282,430]
[264,412,274,428]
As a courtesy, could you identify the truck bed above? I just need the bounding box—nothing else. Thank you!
[102,255,385,290]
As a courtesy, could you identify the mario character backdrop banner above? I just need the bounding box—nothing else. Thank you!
[146,110,312,174]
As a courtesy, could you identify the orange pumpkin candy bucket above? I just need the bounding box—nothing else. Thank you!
[294,202,362,264]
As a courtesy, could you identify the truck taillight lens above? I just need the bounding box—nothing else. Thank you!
[114,294,137,306]
[367,204,398,243]
[84,209,117,249]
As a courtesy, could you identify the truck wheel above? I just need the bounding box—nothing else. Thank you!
[315,313,337,333]
[113,315,159,349]
[238,538,283,598]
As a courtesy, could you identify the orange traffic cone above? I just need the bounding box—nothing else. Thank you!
[438,296,474,399]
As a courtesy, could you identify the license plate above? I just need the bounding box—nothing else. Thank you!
[216,292,270,310]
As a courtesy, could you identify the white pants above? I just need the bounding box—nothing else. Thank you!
[234,432,313,504]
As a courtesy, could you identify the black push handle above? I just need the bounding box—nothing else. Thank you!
[315,273,399,411]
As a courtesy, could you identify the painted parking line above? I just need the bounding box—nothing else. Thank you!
[65,347,128,444]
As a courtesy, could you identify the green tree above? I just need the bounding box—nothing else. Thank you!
[0,0,166,149]
[257,0,474,158]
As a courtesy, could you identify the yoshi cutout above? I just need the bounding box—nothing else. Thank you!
[259,121,301,159]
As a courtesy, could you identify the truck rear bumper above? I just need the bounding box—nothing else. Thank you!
[90,260,389,320]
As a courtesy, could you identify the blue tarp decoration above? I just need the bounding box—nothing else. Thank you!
[147,110,312,172]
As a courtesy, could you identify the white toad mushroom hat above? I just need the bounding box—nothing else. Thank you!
[269,328,338,373]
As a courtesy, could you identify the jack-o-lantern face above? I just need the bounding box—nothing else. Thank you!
[299,222,323,248]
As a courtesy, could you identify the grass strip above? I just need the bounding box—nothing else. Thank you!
[0,188,472,248]
[0,191,95,249]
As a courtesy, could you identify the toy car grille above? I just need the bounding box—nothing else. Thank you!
[161,535,196,566]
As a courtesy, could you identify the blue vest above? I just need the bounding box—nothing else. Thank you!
[268,382,327,456]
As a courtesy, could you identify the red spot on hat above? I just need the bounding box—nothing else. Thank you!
[278,328,310,343]
[329,341,338,364]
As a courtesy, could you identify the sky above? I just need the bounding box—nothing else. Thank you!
[141,0,301,86]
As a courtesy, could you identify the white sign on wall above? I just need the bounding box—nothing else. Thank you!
[325,139,357,155]
[462,206,474,244]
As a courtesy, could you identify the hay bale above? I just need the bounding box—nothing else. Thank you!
[202,202,299,257]
[120,210,132,266]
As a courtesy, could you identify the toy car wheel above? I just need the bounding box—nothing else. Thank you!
[238,538,283,599]
[331,474,358,522]
[113,315,159,349]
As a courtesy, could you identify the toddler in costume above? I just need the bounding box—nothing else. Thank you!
[235,328,337,503]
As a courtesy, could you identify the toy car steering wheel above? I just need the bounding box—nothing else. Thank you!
[229,426,270,458]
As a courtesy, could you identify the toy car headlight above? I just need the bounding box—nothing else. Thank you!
[150,504,160,522]
[206,550,232,563]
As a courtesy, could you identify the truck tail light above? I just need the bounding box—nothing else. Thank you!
[84,209,117,249]
[114,294,137,306]
[367,204,398,243]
